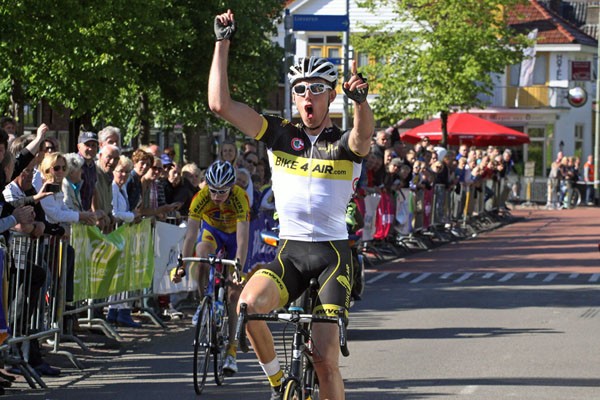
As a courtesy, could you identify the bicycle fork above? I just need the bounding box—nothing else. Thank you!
[289,325,316,399]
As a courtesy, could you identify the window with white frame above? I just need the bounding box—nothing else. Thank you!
[509,54,547,86]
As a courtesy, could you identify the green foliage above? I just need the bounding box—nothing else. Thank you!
[0,0,283,140]
[353,0,530,128]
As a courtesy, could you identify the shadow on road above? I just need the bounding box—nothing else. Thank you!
[348,326,559,341]
[356,285,600,310]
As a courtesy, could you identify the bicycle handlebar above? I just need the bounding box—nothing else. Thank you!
[178,254,242,282]
[235,303,350,357]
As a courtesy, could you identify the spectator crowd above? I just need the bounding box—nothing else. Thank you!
[0,115,594,394]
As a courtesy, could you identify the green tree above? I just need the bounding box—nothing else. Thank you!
[0,1,283,158]
[353,0,530,146]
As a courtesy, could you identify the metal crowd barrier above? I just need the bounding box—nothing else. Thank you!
[0,216,190,394]
[3,233,82,389]
[372,176,515,254]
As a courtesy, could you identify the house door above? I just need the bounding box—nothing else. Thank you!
[525,126,550,177]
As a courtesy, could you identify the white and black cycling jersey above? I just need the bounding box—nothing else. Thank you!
[256,115,363,242]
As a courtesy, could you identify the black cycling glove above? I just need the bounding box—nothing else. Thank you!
[343,73,368,104]
[214,17,236,41]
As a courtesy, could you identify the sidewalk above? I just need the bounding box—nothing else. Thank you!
[2,316,192,398]
[377,205,600,274]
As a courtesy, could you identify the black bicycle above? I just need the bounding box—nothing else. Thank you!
[178,254,240,395]
[235,279,349,400]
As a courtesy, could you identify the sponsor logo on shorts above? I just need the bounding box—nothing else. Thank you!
[255,269,289,305]
[314,304,347,318]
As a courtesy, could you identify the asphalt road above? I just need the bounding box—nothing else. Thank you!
[6,206,600,399]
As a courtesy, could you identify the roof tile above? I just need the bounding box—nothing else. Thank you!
[508,0,597,46]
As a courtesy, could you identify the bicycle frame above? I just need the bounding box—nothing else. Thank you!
[179,254,240,394]
[235,279,349,399]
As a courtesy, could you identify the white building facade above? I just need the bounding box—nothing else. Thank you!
[277,0,598,178]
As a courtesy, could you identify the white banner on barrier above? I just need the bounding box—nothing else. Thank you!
[153,221,197,295]
[362,193,381,241]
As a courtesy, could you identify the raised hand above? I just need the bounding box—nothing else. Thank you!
[36,123,49,140]
[215,9,236,42]
[343,60,369,104]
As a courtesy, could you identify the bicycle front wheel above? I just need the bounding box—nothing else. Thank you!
[193,297,211,395]
[283,380,302,400]
[303,365,320,399]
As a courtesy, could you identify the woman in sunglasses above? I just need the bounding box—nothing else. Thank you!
[39,153,98,228]
[137,156,181,220]
[173,159,250,377]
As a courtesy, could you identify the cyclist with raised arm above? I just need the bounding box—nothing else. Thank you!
[208,9,374,400]
[172,160,250,376]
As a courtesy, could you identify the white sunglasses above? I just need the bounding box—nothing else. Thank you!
[292,83,331,97]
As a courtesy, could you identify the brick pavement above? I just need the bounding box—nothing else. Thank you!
[376,205,600,274]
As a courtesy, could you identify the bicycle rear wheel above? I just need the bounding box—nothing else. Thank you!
[283,379,302,400]
[193,297,211,395]
[214,298,229,385]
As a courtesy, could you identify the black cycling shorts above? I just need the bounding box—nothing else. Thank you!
[254,239,353,317]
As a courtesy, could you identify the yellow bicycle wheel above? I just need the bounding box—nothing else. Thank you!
[283,380,302,400]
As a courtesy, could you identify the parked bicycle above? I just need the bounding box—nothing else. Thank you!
[235,278,349,400]
[177,253,241,395]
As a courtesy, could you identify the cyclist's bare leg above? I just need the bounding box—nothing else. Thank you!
[311,322,345,400]
[227,283,242,347]
[237,275,281,363]
[194,241,215,297]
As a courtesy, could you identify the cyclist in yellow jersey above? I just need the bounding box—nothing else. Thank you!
[173,160,250,376]
[208,10,374,400]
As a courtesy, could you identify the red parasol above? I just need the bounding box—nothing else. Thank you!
[400,113,530,146]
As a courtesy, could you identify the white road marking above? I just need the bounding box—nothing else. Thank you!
[367,272,389,284]
[482,272,494,279]
[397,272,411,279]
[459,385,478,395]
[454,272,473,283]
[569,273,579,279]
[440,272,453,279]
[543,272,557,282]
[589,274,600,283]
[525,273,537,279]
[498,273,515,282]
[410,272,431,283]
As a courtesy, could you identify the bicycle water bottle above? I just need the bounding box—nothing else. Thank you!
[215,287,225,326]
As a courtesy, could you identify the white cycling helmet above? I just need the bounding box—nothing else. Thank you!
[205,160,236,188]
[288,57,338,88]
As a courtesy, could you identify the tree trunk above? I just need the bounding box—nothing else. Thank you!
[68,115,82,153]
[440,110,449,148]
[68,112,93,152]
[183,126,215,169]
[138,92,151,145]
[10,77,25,136]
